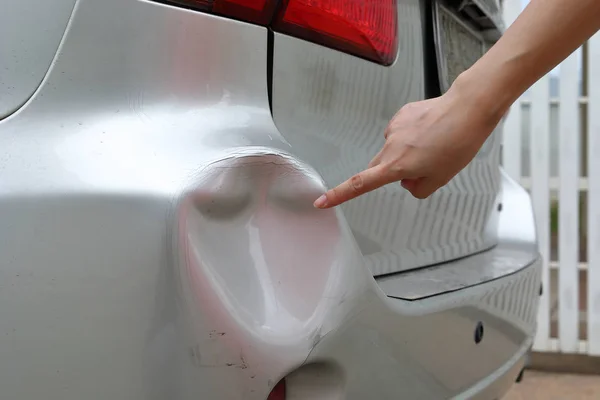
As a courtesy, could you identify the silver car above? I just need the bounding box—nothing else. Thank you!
[0,0,540,398]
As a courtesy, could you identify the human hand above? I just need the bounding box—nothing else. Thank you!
[313,85,503,208]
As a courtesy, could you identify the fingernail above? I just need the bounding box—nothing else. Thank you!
[313,194,328,208]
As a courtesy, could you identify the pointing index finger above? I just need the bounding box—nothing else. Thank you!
[313,165,395,208]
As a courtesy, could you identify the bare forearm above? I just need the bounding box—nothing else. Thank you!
[453,0,600,124]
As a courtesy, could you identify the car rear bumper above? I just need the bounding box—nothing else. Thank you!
[289,255,540,400]
[171,153,540,399]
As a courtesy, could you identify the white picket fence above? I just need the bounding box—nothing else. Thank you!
[502,0,600,355]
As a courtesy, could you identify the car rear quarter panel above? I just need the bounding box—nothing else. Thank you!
[0,0,298,397]
[0,0,77,118]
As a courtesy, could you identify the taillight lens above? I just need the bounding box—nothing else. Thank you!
[157,0,398,65]
[267,379,286,400]
[168,0,278,25]
[272,0,398,65]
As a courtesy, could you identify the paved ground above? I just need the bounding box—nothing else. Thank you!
[504,371,600,399]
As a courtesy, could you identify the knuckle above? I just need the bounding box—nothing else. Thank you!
[409,184,432,199]
[397,104,410,114]
[397,103,415,117]
[384,126,392,139]
[388,162,405,175]
[329,187,341,201]
[380,160,405,179]
[349,174,364,193]
[411,189,428,199]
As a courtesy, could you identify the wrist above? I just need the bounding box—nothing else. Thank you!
[450,67,516,126]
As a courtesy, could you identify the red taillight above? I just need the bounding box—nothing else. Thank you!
[159,0,397,65]
[272,0,398,65]
[168,0,278,25]
[214,0,278,24]
[267,379,286,400]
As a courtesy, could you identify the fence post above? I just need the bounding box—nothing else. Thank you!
[558,48,581,353]
[531,62,551,352]
[588,32,600,356]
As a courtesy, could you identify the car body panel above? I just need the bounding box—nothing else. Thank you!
[300,262,539,399]
[0,0,77,118]
[378,171,537,300]
[0,0,540,398]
